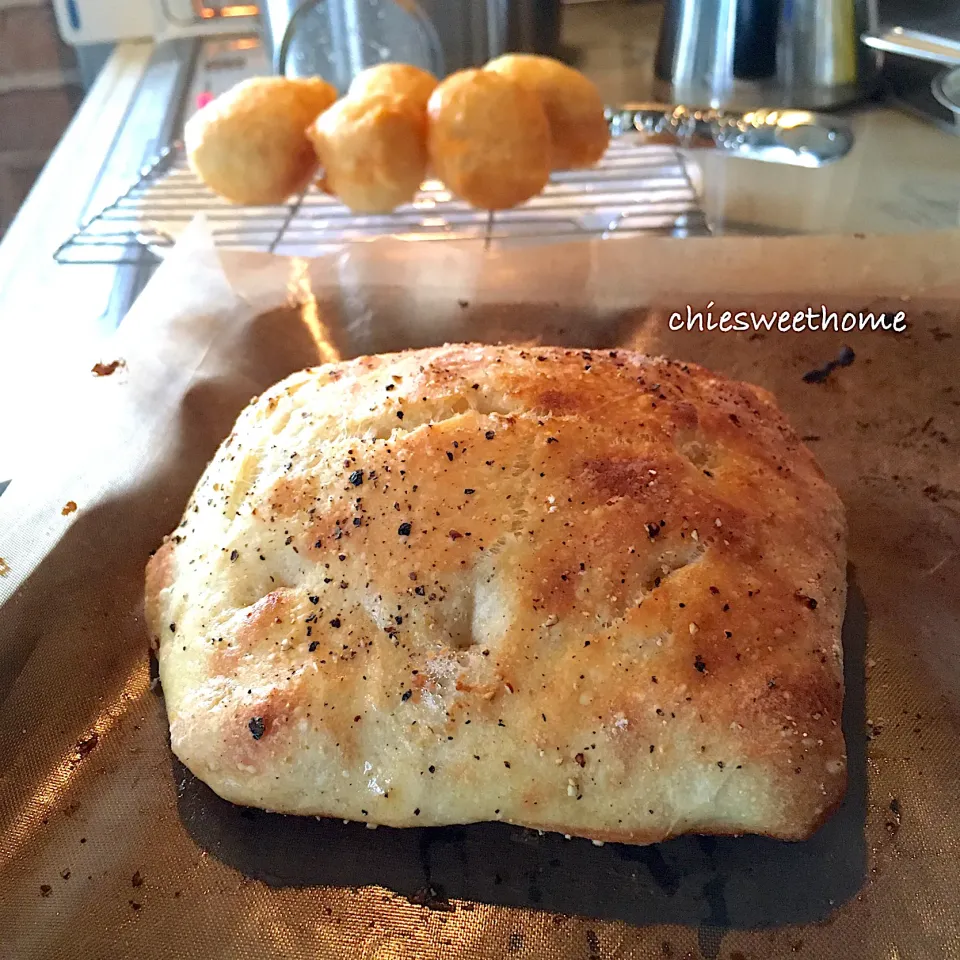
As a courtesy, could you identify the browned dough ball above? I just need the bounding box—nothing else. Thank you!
[426,69,551,211]
[348,63,438,113]
[185,76,337,205]
[307,93,428,213]
[484,54,610,170]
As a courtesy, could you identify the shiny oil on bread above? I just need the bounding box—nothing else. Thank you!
[146,344,847,844]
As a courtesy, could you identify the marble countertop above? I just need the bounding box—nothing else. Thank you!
[564,0,960,235]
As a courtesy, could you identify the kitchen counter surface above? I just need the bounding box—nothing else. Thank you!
[566,1,960,235]
[0,41,156,478]
[1,3,960,472]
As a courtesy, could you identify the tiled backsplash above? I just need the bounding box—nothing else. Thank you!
[0,0,82,235]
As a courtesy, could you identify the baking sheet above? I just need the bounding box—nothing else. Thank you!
[1,222,959,959]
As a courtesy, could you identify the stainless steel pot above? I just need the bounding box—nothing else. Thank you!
[654,0,881,110]
[262,0,560,88]
[932,66,960,131]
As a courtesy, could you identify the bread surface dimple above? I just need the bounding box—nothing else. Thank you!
[147,344,847,844]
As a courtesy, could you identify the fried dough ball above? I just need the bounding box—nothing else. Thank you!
[484,54,609,170]
[185,76,337,205]
[307,93,428,213]
[348,63,438,113]
[426,69,550,211]
[288,76,342,115]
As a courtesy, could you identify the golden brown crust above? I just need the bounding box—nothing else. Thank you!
[148,345,847,843]
[185,77,337,205]
[307,93,428,213]
[347,63,438,113]
[426,70,551,210]
[484,54,610,170]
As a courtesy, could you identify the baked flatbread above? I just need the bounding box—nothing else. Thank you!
[146,344,847,843]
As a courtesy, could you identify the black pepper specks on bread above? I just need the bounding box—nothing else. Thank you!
[146,344,847,843]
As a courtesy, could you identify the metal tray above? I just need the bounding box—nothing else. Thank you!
[2,234,959,959]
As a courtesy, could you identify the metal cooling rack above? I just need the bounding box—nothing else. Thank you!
[54,138,708,265]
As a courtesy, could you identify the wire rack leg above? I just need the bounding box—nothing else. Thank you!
[269,189,309,254]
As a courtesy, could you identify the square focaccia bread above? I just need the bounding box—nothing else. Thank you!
[146,344,847,844]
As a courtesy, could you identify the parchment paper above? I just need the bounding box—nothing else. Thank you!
[1,220,958,959]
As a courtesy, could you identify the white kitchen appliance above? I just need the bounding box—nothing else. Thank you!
[53,0,259,45]
[53,0,561,84]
